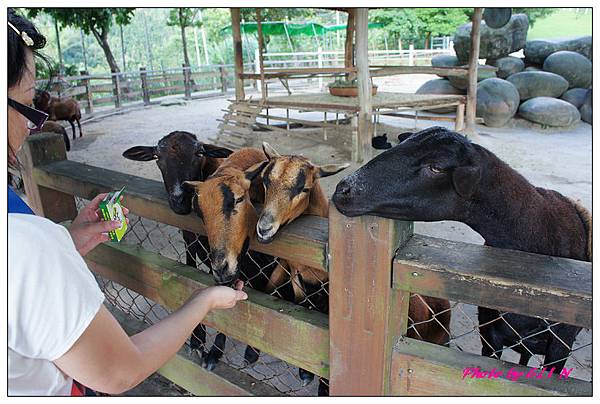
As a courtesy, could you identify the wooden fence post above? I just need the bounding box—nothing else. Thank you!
[80,70,93,114]
[329,205,413,395]
[113,73,122,108]
[183,64,192,99]
[219,66,228,94]
[18,133,77,222]
[140,66,150,105]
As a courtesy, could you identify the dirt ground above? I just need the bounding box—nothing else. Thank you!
[64,74,592,394]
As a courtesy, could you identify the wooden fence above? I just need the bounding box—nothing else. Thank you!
[19,133,592,396]
[37,63,256,115]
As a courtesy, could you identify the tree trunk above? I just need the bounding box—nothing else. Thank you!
[425,32,431,49]
[92,27,120,73]
[179,8,191,67]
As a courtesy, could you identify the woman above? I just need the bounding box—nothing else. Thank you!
[8,9,247,396]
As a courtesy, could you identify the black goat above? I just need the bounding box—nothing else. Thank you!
[332,126,591,371]
[123,131,233,368]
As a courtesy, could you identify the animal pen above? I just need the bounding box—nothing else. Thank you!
[217,8,495,162]
[20,130,591,395]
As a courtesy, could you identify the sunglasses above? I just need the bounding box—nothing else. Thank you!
[8,97,48,131]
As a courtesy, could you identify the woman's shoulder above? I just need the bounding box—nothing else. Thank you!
[9,213,72,243]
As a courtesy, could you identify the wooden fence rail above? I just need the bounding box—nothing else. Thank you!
[38,63,256,116]
[19,132,592,396]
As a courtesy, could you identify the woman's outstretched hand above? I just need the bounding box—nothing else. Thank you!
[194,280,248,310]
[68,193,130,256]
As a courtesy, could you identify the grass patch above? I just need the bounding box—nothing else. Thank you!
[527,9,592,40]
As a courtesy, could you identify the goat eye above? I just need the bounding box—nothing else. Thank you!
[235,196,245,204]
[301,188,310,193]
[429,165,443,174]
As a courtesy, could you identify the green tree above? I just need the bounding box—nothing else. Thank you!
[27,8,135,73]
[513,8,557,28]
[413,9,470,48]
[167,8,201,67]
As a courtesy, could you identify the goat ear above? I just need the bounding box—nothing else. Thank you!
[315,163,351,179]
[122,146,158,161]
[245,161,269,181]
[196,144,233,158]
[452,165,481,199]
[262,142,281,160]
[397,131,414,144]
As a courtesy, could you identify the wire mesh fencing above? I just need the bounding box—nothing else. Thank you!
[75,196,327,396]
[405,294,592,382]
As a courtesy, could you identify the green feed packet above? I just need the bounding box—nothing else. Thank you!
[99,187,127,242]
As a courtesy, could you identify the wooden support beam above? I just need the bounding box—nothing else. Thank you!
[18,133,77,222]
[86,241,330,378]
[329,205,414,395]
[32,160,329,271]
[393,235,592,328]
[465,8,483,136]
[344,9,355,81]
[355,8,372,163]
[230,8,245,101]
[256,9,267,102]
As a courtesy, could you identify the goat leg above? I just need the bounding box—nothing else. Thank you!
[76,117,83,138]
[317,378,329,396]
[190,324,207,359]
[63,133,71,152]
[204,332,226,371]
[69,120,77,140]
[243,345,260,365]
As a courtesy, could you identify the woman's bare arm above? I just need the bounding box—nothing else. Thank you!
[53,285,246,394]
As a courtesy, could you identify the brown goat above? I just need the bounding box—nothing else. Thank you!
[257,142,451,346]
[34,89,82,140]
[40,120,70,151]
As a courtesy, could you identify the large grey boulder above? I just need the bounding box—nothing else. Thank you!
[476,78,520,127]
[519,97,581,127]
[431,54,460,68]
[453,14,529,63]
[579,89,592,124]
[447,65,497,90]
[488,56,525,79]
[416,79,465,113]
[524,36,592,65]
[543,51,592,89]
[560,88,589,109]
[506,71,569,101]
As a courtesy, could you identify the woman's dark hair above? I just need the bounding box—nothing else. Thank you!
[8,8,49,88]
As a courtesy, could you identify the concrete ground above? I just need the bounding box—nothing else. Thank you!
[64,75,592,394]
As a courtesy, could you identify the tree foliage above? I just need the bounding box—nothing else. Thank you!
[27,8,135,72]
[513,8,557,28]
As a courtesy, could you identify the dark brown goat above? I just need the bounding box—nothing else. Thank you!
[40,120,70,151]
[333,126,591,371]
[34,89,82,140]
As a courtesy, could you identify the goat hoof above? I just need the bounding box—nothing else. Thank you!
[298,369,315,386]
[244,346,260,365]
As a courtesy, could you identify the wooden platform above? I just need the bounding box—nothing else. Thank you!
[248,91,466,113]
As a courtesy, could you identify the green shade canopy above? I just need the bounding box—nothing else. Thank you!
[221,21,384,36]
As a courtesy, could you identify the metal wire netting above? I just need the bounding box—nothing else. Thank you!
[405,294,592,382]
[76,197,327,396]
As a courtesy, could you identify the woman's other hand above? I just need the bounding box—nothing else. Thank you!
[68,193,130,256]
